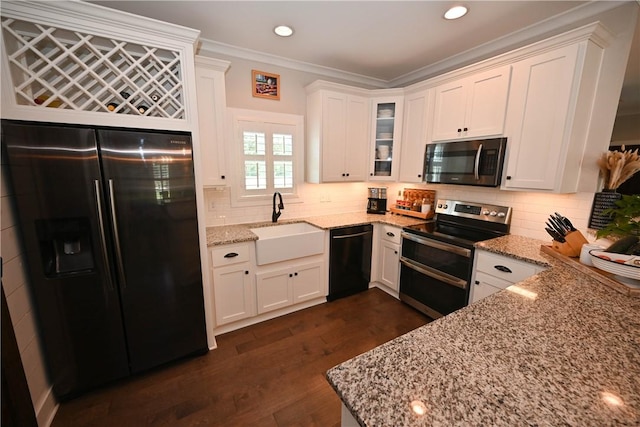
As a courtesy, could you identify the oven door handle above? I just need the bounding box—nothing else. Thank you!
[401,232,471,258]
[474,143,483,180]
[400,257,468,290]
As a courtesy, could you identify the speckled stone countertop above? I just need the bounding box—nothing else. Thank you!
[205,212,426,246]
[327,235,640,426]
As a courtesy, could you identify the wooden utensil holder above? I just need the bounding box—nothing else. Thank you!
[551,230,589,257]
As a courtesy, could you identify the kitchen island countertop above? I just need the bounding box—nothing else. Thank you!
[205,212,427,246]
[327,234,640,426]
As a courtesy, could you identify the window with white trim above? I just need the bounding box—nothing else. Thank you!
[229,109,303,206]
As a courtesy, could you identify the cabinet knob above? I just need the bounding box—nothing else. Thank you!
[289,273,293,277]
[370,173,373,176]
[346,173,350,177]
[245,271,249,275]
[221,175,226,179]
[394,250,398,255]
[294,272,298,276]
[475,280,480,285]
[418,174,422,178]
[463,127,468,132]
[457,128,462,132]
[506,176,512,180]
[494,265,512,273]
[342,173,346,177]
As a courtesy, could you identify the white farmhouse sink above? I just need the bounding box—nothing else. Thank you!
[250,222,324,265]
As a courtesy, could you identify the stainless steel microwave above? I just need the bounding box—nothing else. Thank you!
[423,137,507,187]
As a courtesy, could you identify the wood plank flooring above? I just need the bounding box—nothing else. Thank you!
[51,288,431,427]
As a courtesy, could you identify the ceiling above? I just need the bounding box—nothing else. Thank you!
[91,1,639,114]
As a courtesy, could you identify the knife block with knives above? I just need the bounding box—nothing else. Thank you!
[546,212,588,257]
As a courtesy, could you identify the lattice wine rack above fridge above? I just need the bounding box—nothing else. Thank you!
[1,17,187,120]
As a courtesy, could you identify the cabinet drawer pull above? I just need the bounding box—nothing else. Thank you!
[386,232,395,237]
[494,265,512,273]
[224,252,239,258]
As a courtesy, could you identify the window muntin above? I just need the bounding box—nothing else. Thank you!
[230,110,302,206]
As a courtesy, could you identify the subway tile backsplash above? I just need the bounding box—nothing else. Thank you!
[204,182,600,243]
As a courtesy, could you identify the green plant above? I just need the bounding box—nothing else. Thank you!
[596,194,640,239]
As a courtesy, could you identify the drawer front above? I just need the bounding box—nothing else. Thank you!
[210,243,250,267]
[475,250,538,284]
[380,225,402,245]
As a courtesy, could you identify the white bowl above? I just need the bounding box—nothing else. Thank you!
[589,250,640,280]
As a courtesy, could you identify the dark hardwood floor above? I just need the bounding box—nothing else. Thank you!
[51,288,431,426]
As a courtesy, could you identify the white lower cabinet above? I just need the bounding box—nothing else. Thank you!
[374,224,401,294]
[256,260,324,315]
[210,243,256,326]
[470,250,545,304]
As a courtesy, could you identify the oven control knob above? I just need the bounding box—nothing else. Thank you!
[497,212,506,218]
[482,210,490,215]
[489,211,497,216]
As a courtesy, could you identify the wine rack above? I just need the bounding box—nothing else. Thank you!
[1,17,186,119]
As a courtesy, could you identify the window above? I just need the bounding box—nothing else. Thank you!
[229,109,304,206]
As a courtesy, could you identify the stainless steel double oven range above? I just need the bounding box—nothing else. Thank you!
[399,199,512,319]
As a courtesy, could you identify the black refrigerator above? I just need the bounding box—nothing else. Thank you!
[2,120,208,400]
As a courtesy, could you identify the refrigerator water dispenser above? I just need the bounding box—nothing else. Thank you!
[36,218,95,277]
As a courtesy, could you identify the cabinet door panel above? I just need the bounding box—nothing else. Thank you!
[292,262,324,303]
[213,265,253,325]
[321,93,348,182]
[380,241,400,290]
[256,269,293,314]
[432,81,466,141]
[195,58,228,186]
[344,95,369,181]
[465,66,511,138]
[503,44,579,190]
[400,90,430,183]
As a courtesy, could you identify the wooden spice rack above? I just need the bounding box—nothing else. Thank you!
[390,188,435,220]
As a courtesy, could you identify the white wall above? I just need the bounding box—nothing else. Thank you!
[1,164,58,427]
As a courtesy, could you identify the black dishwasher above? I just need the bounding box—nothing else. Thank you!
[328,224,373,301]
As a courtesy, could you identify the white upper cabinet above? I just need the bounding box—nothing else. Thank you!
[195,56,230,187]
[0,1,200,132]
[431,65,511,141]
[306,82,370,183]
[399,89,432,183]
[502,37,604,192]
[369,95,404,181]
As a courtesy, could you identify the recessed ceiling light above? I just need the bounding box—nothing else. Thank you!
[274,25,294,37]
[444,5,468,20]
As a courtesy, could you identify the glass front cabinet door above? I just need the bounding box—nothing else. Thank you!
[370,95,403,181]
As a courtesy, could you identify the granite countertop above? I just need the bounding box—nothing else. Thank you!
[205,212,427,246]
[327,235,640,426]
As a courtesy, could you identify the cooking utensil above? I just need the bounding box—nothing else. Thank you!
[545,227,566,242]
[549,216,568,236]
[554,212,577,231]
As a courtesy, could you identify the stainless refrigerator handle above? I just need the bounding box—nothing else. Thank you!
[94,180,115,291]
[108,179,127,289]
[474,143,483,180]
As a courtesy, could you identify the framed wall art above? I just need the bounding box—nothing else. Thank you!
[252,70,280,100]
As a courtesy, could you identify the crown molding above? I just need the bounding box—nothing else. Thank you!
[200,0,629,90]
[198,39,388,88]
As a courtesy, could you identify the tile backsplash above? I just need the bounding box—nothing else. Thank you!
[204,182,603,244]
